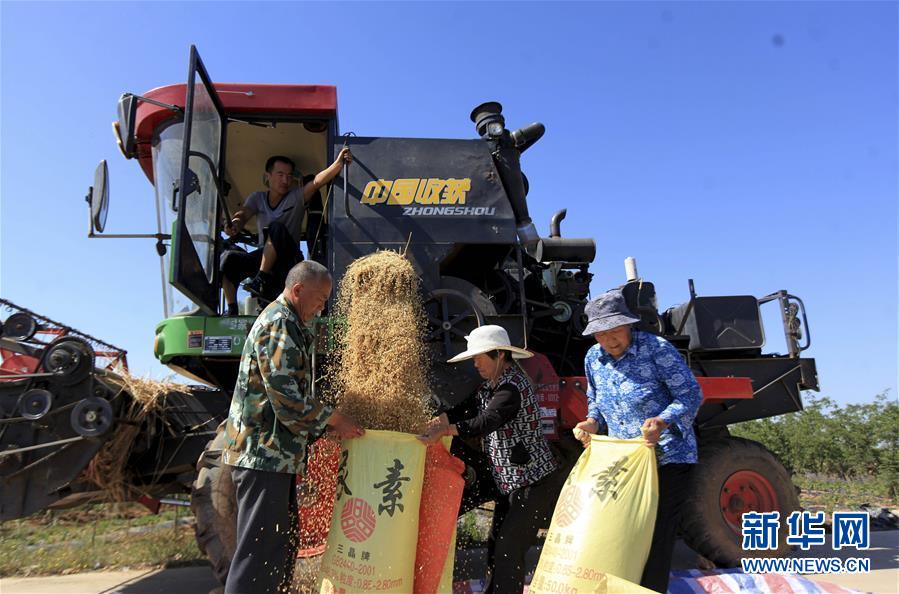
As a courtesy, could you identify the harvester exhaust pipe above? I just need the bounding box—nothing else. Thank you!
[550,209,567,238]
[625,257,639,282]
[471,102,544,247]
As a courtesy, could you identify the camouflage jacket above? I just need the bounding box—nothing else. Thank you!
[223,295,333,474]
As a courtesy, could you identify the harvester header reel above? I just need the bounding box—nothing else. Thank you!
[2,313,38,341]
[0,299,128,373]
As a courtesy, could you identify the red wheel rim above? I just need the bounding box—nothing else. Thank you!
[720,470,779,532]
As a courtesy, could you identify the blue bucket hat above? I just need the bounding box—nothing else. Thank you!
[581,289,641,336]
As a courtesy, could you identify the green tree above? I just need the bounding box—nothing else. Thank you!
[731,391,897,502]
[869,391,898,498]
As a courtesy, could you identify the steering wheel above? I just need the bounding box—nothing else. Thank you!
[223,229,259,250]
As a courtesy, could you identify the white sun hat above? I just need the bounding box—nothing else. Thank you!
[447,325,533,363]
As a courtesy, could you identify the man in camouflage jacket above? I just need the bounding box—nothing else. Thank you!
[224,260,363,594]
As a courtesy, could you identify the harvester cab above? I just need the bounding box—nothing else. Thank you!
[89,47,341,386]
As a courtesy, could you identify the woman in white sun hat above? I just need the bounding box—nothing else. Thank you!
[419,324,559,594]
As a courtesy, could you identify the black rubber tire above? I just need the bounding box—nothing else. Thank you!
[682,436,799,567]
[191,426,237,585]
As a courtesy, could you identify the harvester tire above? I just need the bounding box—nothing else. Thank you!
[681,436,799,567]
[191,426,237,585]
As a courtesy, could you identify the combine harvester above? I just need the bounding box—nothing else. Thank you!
[1,45,819,584]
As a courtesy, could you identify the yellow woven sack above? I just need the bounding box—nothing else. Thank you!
[319,430,427,594]
[529,436,659,593]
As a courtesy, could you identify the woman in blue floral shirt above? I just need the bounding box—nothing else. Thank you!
[574,288,702,593]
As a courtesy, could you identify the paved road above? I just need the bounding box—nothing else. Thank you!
[4,531,897,593]
[798,528,899,593]
[0,566,219,594]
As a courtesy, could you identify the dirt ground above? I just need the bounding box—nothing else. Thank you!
[3,531,897,594]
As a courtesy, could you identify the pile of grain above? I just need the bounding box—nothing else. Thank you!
[328,250,433,433]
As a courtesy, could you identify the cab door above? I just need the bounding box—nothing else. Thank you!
[172,45,227,314]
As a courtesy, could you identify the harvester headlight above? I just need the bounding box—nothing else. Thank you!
[470,101,506,138]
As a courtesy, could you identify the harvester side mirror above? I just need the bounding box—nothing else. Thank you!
[87,160,109,234]
[83,159,171,244]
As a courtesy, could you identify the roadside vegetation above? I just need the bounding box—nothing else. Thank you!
[732,392,898,513]
[0,500,204,577]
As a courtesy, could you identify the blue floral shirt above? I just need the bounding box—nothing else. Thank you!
[585,330,702,465]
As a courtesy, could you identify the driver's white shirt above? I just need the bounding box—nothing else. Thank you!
[243,188,305,245]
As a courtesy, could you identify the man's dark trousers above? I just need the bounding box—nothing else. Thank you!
[640,463,694,593]
[225,466,298,594]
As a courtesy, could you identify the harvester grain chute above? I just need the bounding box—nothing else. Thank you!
[3,44,821,584]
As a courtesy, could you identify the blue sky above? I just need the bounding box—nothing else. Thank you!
[1,1,896,406]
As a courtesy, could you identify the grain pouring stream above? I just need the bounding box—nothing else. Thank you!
[328,250,434,433]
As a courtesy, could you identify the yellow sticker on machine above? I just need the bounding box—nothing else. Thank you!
[187,330,203,349]
[361,178,471,206]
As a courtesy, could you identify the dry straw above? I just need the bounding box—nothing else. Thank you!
[83,373,183,501]
[328,250,434,433]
